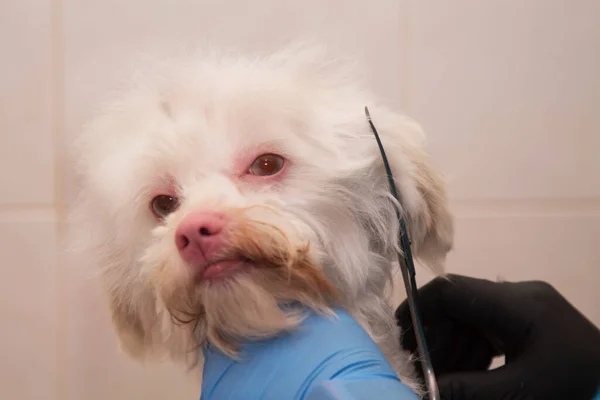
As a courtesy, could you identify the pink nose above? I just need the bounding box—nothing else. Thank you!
[175,212,226,266]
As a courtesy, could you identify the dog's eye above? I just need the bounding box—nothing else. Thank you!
[248,154,285,176]
[151,195,179,218]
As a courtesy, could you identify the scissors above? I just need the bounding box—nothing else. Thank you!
[365,106,440,400]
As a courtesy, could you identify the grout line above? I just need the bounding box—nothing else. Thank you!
[0,204,57,212]
[397,0,412,113]
[51,0,68,398]
[0,207,56,221]
[450,198,600,217]
[456,210,600,219]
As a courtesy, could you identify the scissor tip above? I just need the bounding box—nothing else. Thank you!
[364,106,371,121]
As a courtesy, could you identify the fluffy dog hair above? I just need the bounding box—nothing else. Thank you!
[68,44,453,395]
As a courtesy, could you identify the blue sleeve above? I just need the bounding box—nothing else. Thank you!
[201,308,419,400]
[307,378,419,400]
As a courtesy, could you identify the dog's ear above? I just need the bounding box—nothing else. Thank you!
[67,196,162,361]
[109,291,158,361]
[370,108,454,274]
[109,286,201,367]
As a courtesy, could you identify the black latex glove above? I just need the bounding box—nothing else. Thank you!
[396,274,600,400]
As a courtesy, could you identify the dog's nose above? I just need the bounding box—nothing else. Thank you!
[175,212,226,265]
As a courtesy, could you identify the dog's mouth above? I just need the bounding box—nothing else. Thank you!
[200,257,254,281]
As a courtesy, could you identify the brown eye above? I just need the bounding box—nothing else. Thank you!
[249,154,285,176]
[151,195,179,218]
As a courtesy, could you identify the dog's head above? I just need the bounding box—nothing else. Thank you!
[68,45,453,365]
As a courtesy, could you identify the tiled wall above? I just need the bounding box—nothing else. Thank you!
[1,0,60,399]
[1,1,598,399]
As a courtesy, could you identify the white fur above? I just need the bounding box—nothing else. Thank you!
[68,43,454,396]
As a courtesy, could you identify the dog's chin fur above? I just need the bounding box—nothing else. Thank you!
[68,43,454,396]
[145,207,340,360]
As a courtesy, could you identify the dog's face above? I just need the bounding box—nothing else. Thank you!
[69,46,453,365]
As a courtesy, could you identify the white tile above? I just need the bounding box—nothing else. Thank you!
[393,209,600,327]
[0,211,57,400]
[405,0,600,199]
[447,212,600,326]
[0,0,54,204]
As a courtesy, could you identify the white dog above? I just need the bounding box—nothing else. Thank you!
[68,44,453,395]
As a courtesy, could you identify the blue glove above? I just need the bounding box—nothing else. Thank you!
[200,308,419,400]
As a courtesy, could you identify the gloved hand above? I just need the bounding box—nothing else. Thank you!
[201,308,419,400]
[396,274,600,400]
